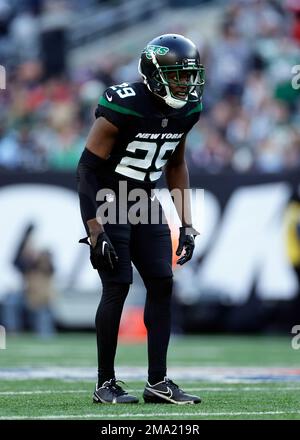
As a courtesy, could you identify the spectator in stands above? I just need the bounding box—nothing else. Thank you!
[208,20,253,100]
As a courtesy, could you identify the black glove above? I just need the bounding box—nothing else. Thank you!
[176,226,199,266]
[79,232,118,271]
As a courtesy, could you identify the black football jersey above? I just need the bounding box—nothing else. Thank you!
[95,82,202,187]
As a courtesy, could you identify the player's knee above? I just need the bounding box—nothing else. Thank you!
[101,282,130,303]
[141,259,173,279]
[144,276,173,298]
[143,277,173,329]
[96,282,130,326]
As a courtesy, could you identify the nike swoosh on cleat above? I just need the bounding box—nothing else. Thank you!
[146,386,173,399]
[145,387,197,405]
[106,93,113,102]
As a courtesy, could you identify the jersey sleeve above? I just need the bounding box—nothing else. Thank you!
[95,84,143,129]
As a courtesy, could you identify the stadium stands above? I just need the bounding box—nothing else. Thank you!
[0,0,299,173]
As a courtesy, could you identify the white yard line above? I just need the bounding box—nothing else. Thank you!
[1,410,300,420]
[0,390,87,395]
[1,386,300,396]
[0,366,300,381]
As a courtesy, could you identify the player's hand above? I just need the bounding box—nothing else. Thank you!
[176,226,199,265]
[79,232,118,270]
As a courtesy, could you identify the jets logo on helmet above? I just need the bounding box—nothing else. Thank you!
[142,45,169,59]
[139,33,205,109]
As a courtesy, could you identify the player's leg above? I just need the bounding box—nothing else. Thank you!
[93,224,139,403]
[77,166,138,403]
[142,275,201,403]
[143,275,173,384]
[131,204,201,404]
[95,225,132,385]
[131,215,173,384]
[94,278,138,404]
[95,279,129,386]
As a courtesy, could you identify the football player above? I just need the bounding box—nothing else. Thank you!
[77,34,205,404]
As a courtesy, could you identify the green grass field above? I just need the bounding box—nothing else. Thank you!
[0,333,300,420]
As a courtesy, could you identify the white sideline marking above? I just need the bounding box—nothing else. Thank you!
[1,386,300,396]
[0,390,87,395]
[1,366,300,381]
[1,410,300,420]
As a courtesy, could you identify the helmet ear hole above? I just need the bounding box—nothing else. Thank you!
[152,71,160,82]
[150,71,165,94]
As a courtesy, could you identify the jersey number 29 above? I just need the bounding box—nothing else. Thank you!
[115,141,178,181]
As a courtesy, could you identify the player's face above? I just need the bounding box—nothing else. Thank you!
[165,70,195,99]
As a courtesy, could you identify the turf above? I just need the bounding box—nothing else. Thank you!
[0,333,299,420]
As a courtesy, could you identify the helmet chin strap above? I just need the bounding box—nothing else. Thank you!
[164,94,187,109]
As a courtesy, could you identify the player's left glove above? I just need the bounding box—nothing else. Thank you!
[176,226,199,266]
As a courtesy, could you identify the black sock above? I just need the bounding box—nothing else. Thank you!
[148,373,166,385]
[97,376,115,388]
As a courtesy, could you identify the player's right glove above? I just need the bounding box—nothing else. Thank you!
[79,232,118,271]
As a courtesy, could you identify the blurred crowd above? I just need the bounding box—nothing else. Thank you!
[190,0,300,173]
[0,0,299,173]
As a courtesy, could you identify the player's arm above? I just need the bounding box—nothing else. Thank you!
[165,135,192,227]
[78,117,118,239]
[84,116,118,241]
[86,116,118,161]
[165,136,199,265]
[77,117,119,270]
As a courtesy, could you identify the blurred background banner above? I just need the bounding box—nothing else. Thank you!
[0,168,299,333]
[0,0,300,336]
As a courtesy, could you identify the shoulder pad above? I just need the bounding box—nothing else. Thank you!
[184,99,203,117]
